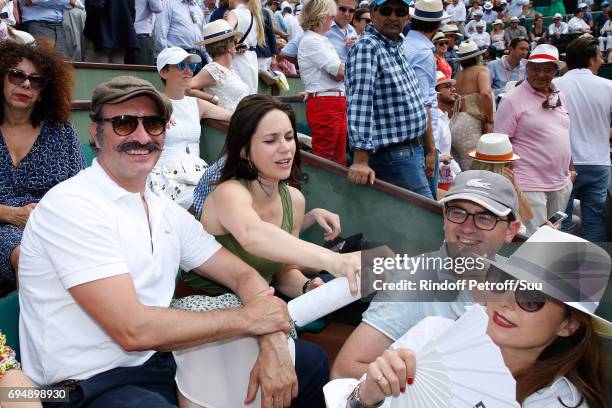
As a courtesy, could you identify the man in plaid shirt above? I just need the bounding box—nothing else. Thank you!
[345,0,436,199]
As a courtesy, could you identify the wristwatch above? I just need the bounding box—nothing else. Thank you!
[211,95,220,105]
[347,383,385,408]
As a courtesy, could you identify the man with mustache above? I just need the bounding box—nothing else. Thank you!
[346,0,433,199]
[17,76,307,408]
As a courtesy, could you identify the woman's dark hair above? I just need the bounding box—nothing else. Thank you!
[0,40,74,127]
[515,309,608,408]
[218,94,302,184]
[459,56,480,68]
[353,7,370,22]
[410,18,442,33]
[205,37,235,58]
[565,34,599,70]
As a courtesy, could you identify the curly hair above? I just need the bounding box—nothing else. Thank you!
[0,40,74,127]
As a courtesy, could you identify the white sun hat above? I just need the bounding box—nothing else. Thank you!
[527,43,563,69]
[468,133,520,163]
[409,0,449,21]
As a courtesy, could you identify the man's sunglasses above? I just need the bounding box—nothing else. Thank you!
[175,61,200,72]
[486,267,552,312]
[339,6,356,13]
[377,6,409,17]
[97,115,168,136]
[542,91,562,109]
[436,41,449,46]
[359,17,372,23]
[6,68,46,91]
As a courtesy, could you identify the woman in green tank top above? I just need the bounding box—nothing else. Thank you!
[180,94,361,298]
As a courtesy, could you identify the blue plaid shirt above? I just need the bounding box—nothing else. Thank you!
[192,155,226,218]
[346,24,427,153]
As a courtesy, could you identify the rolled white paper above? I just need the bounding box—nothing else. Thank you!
[288,277,361,326]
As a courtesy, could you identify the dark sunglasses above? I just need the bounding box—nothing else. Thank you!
[444,205,509,231]
[437,41,449,46]
[339,6,356,13]
[6,68,46,91]
[377,5,409,17]
[98,115,168,136]
[485,267,551,312]
[360,17,372,23]
[176,61,200,72]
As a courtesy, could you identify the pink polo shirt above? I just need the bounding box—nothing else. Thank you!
[494,80,571,192]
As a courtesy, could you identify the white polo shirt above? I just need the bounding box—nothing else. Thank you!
[298,30,343,93]
[553,69,612,166]
[19,160,221,386]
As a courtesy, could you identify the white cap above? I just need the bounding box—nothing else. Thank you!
[156,47,202,73]
[553,12,563,19]
[578,2,588,7]
[473,8,483,15]
[510,15,519,21]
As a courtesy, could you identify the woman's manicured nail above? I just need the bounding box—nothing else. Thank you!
[407,377,414,385]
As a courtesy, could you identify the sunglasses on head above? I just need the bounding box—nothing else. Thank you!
[339,6,356,13]
[6,68,46,91]
[97,115,168,136]
[486,267,552,312]
[175,61,200,72]
[377,5,409,16]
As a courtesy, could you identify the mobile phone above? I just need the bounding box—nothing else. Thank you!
[0,12,9,19]
[548,211,568,227]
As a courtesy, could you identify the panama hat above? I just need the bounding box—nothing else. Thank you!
[487,226,612,339]
[484,1,493,9]
[468,133,520,163]
[196,19,242,46]
[455,40,486,61]
[435,70,456,88]
[441,23,465,38]
[432,31,447,42]
[527,43,563,69]
[409,0,449,21]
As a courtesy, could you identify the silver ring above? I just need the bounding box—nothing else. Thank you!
[375,374,384,383]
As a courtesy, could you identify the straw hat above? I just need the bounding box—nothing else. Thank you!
[435,70,456,87]
[196,19,242,46]
[468,133,520,163]
[441,23,465,38]
[432,31,447,42]
[488,226,612,339]
[527,43,563,69]
[409,0,449,21]
[455,40,486,61]
[492,18,503,25]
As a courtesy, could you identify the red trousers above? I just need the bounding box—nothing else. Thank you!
[306,96,347,165]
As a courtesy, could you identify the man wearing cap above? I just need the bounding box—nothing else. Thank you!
[549,12,569,37]
[463,8,483,37]
[503,15,527,43]
[595,1,609,34]
[332,169,521,379]
[436,71,462,189]
[442,23,463,76]
[403,0,448,198]
[568,7,592,33]
[17,76,317,407]
[488,36,528,97]
[346,0,434,198]
[154,0,207,62]
[553,35,612,242]
[445,0,466,30]
[494,44,573,236]
[471,20,490,47]
[482,1,497,23]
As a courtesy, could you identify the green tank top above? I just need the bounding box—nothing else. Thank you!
[182,179,294,295]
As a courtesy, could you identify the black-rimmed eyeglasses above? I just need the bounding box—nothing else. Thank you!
[444,205,509,231]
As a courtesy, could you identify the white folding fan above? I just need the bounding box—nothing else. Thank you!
[390,306,519,408]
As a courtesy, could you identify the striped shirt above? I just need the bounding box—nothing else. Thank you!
[346,24,427,152]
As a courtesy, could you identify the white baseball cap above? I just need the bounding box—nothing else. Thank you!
[156,47,202,73]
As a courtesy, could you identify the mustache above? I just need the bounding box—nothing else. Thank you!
[115,141,162,153]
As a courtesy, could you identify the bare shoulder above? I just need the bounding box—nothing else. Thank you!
[287,185,305,208]
[212,179,253,203]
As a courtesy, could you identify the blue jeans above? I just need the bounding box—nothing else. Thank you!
[562,165,610,242]
[369,144,434,200]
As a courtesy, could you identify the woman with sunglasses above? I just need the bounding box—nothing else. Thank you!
[326,227,610,408]
[0,41,85,289]
[433,31,452,79]
[149,47,231,209]
[224,0,266,94]
[351,7,371,35]
[298,0,347,165]
[190,19,251,112]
